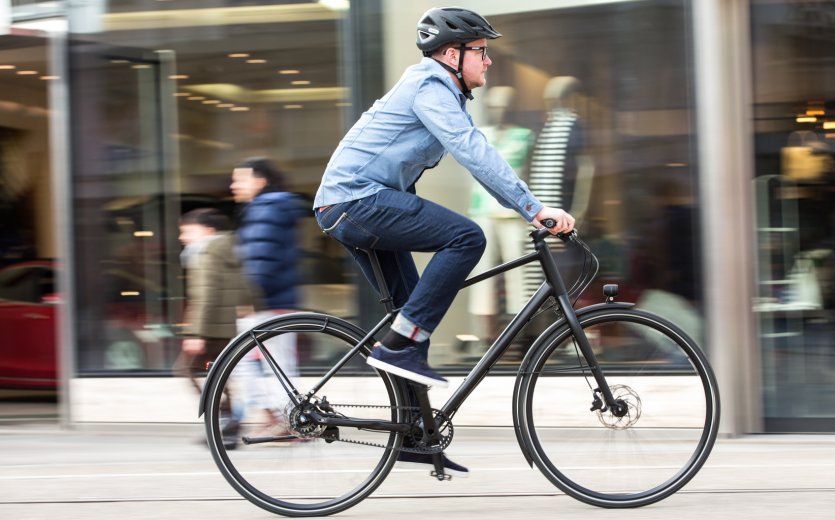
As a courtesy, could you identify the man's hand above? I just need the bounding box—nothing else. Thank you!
[533,206,575,234]
[182,338,206,355]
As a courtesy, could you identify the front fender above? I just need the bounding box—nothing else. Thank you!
[511,301,635,467]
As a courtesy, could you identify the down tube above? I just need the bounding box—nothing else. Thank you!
[440,283,553,417]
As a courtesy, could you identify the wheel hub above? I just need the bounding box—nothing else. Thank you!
[596,384,642,429]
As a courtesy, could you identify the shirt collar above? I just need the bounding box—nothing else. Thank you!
[421,57,468,105]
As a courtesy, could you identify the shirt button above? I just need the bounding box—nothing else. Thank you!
[525,204,532,211]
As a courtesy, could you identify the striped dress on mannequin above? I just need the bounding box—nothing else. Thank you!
[522,108,580,301]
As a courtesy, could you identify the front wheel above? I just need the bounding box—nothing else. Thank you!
[516,308,720,507]
[202,313,407,517]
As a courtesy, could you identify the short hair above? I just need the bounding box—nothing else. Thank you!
[237,156,287,192]
[180,207,231,231]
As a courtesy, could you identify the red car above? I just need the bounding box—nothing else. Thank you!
[0,260,58,389]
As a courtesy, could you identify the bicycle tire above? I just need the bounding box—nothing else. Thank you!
[202,312,407,517]
[515,307,720,507]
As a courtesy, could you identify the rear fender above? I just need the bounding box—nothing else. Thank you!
[197,312,368,417]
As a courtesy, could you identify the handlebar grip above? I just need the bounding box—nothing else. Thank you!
[540,218,577,242]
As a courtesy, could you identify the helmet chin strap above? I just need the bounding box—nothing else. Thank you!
[432,46,473,101]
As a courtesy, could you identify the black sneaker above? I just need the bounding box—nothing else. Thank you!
[367,345,448,388]
[397,451,469,478]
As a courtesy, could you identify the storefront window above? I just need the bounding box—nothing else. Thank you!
[751,0,835,431]
[68,1,355,373]
[66,0,703,379]
[0,35,54,396]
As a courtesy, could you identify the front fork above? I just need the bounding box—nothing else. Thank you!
[556,294,627,417]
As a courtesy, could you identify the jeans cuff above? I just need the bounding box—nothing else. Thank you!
[391,313,431,343]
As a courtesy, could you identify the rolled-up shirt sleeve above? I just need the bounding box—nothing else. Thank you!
[413,77,543,221]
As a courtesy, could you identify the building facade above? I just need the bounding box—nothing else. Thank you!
[0,0,833,433]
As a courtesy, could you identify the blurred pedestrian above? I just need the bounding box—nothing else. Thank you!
[175,208,255,448]
[230,157,307,436]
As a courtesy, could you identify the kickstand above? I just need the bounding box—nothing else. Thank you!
[409,382,449,481]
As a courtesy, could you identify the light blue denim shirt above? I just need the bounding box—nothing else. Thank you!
[314,58,543,221]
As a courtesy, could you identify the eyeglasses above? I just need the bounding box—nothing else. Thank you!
[460,45,488,61]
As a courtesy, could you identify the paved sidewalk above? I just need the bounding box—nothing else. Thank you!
[0,424,833,520]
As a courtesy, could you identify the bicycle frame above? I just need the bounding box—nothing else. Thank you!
[244,228,624,431]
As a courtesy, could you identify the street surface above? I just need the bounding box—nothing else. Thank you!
[1,424,833,519]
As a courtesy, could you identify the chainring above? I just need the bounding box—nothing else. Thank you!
[285,398,453,453]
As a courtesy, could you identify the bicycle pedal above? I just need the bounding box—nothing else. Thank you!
[323,426,339,443]
[430,470,451,481]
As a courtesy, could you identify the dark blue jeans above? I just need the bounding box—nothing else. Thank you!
[315,189,486,344]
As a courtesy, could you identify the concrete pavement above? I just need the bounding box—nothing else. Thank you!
[0,423,833,519]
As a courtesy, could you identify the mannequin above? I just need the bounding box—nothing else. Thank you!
[468,86,535,344]
[522,76,595,301]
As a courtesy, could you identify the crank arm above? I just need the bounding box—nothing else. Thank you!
[241,434,299,445]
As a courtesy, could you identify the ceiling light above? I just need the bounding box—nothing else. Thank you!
[202,100,221,104]
[318,0,350,11]
[823,122,835,130]
[284,104,304,109]
[169,74,189,79]
[104,4,342,31]
[40,76,59,81]
[174,92,190,97]
[291,80,311,85]
[0,65,15,70]
[806,109,825,116]
[230,107,250,111]
[228,53,250,58]
[217,103,234,108]
[188,96,205,101]
[16,70,38,75]
[246,59,267,64]
[796,116,817,123]
[132,64,151,69]
[186,83,347,103]
[278,69,300,75]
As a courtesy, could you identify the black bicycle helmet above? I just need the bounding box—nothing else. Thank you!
[416,7,501,56]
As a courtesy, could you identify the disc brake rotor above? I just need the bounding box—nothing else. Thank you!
[596,384,642,429]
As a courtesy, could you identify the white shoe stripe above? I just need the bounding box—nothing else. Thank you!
[366,357,449,388]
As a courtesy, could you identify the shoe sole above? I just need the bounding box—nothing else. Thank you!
[396,460,469,478]
[366,356,449,388]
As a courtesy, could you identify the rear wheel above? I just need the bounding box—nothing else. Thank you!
[516,308,719,507]
[203,313,406,517]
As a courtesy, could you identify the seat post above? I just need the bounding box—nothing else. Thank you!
[360,249,396,313]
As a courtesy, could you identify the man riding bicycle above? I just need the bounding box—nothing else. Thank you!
[313,6,574,475]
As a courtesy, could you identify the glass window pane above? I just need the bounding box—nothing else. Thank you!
[384,1,703,371]
[68,1,353,373]
[750,0,835,431]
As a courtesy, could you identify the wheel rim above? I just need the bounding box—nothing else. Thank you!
[523,311,719,506]
[205,316,404,516]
